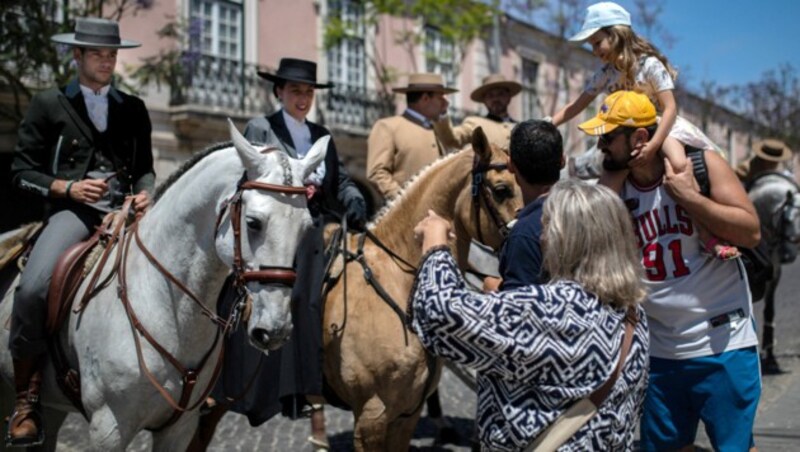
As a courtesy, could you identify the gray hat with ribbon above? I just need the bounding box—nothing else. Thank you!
[51,17,141,49]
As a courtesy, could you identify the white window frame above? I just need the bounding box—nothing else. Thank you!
[326,0,366,90]
[424,25,458,108]
[521,58,540,120]
[190,0,243,61]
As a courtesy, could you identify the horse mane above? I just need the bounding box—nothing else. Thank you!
[369,148,468,227]
[152,141,232,203]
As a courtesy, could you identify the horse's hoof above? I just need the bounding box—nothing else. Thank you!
[307,435,330,451]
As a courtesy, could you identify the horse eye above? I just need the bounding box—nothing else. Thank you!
[492,184,513,201]
[246,216,263,232]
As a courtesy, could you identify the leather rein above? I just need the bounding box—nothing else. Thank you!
[321,158,513,419]
[471,155,512,244]
[116,172,308,431]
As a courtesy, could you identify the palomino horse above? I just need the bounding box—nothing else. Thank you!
[322,128,522,451]
[747,171,800,373]
[0,122,326,451]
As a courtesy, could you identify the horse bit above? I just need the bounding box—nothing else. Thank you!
[471,154,513,244]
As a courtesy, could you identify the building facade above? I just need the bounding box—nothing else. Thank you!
[1,0,789,229]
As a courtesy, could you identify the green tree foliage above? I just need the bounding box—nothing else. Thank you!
[324,0,497,95]
[0,0,153,121]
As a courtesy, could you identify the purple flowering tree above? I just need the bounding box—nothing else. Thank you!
[130,17,202,105]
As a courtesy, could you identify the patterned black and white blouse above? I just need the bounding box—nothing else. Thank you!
[410,249,649,451]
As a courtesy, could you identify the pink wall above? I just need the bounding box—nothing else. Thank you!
[377,17,421,77]
[117,1,179,76]
[258,0,319,69]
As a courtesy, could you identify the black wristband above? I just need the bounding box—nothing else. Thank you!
[65,180,76,199]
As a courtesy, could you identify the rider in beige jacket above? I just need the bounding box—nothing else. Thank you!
[366,73,457,200]
[434,74,522,152]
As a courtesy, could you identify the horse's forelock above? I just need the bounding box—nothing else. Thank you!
[153,143,303,204]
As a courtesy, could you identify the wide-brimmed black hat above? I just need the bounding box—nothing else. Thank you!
[257,58,333,89]
[51,17,140,49]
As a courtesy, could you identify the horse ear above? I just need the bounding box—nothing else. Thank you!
[471,126,491,163]
[229,118,267,175]
[300,135,330,181]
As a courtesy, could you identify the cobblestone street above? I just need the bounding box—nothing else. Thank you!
[55,367,477,451]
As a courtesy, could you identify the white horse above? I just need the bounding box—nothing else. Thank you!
[0,121,327,451]
[748,171,800,372]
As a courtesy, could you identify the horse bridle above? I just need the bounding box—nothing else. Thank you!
[471,154,513,244]
[320,157,514,421]
[775,190,800,244]
[750,171,800,246]
[117,172,310,431]
[217,173,309,291]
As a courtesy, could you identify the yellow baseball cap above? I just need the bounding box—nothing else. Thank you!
[578,91,657,135]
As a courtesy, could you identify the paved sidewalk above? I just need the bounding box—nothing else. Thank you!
[751,356,800,451]
[50,356,800,451]
[682,355,800,452]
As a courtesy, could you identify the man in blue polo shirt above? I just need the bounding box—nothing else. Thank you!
[487,119,564,290]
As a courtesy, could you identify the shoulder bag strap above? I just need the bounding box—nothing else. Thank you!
[525,307,638,452]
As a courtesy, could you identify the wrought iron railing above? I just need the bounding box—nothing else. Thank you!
[317,84,477,133]
[174,60,474,133]
[317,84,396,133]
[177,54,272,116]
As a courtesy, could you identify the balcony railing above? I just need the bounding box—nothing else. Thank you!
[176,54,272,116]
[317,84,396,134]
[317,84,477,134]
[173,59,474,134]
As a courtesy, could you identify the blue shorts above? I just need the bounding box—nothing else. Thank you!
[640,346,761,451]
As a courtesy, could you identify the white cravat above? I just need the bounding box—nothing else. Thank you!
[282,109,313,156]
[80,84,110,132]
[281,109,325,186]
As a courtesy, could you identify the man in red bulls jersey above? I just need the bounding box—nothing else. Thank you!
[577,90,763,451]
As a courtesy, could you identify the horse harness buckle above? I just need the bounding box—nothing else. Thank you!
[183,370,198,386]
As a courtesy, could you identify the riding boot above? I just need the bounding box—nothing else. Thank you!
[5,357,44,448]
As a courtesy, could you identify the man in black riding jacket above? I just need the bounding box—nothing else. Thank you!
[7,18,154,447]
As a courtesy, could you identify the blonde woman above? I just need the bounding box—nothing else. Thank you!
[410,179,649,451]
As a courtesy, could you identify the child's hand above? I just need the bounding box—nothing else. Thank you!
[629,140,658,168]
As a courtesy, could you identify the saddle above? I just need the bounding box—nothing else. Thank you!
[46,208,130,335]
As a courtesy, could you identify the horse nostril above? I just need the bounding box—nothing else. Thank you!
[251,328,270,346]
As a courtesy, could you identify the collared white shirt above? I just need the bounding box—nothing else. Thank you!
[404,108,432,128]
[80,84,111,132]
[282,109,312,156]
[281,109,326,186]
